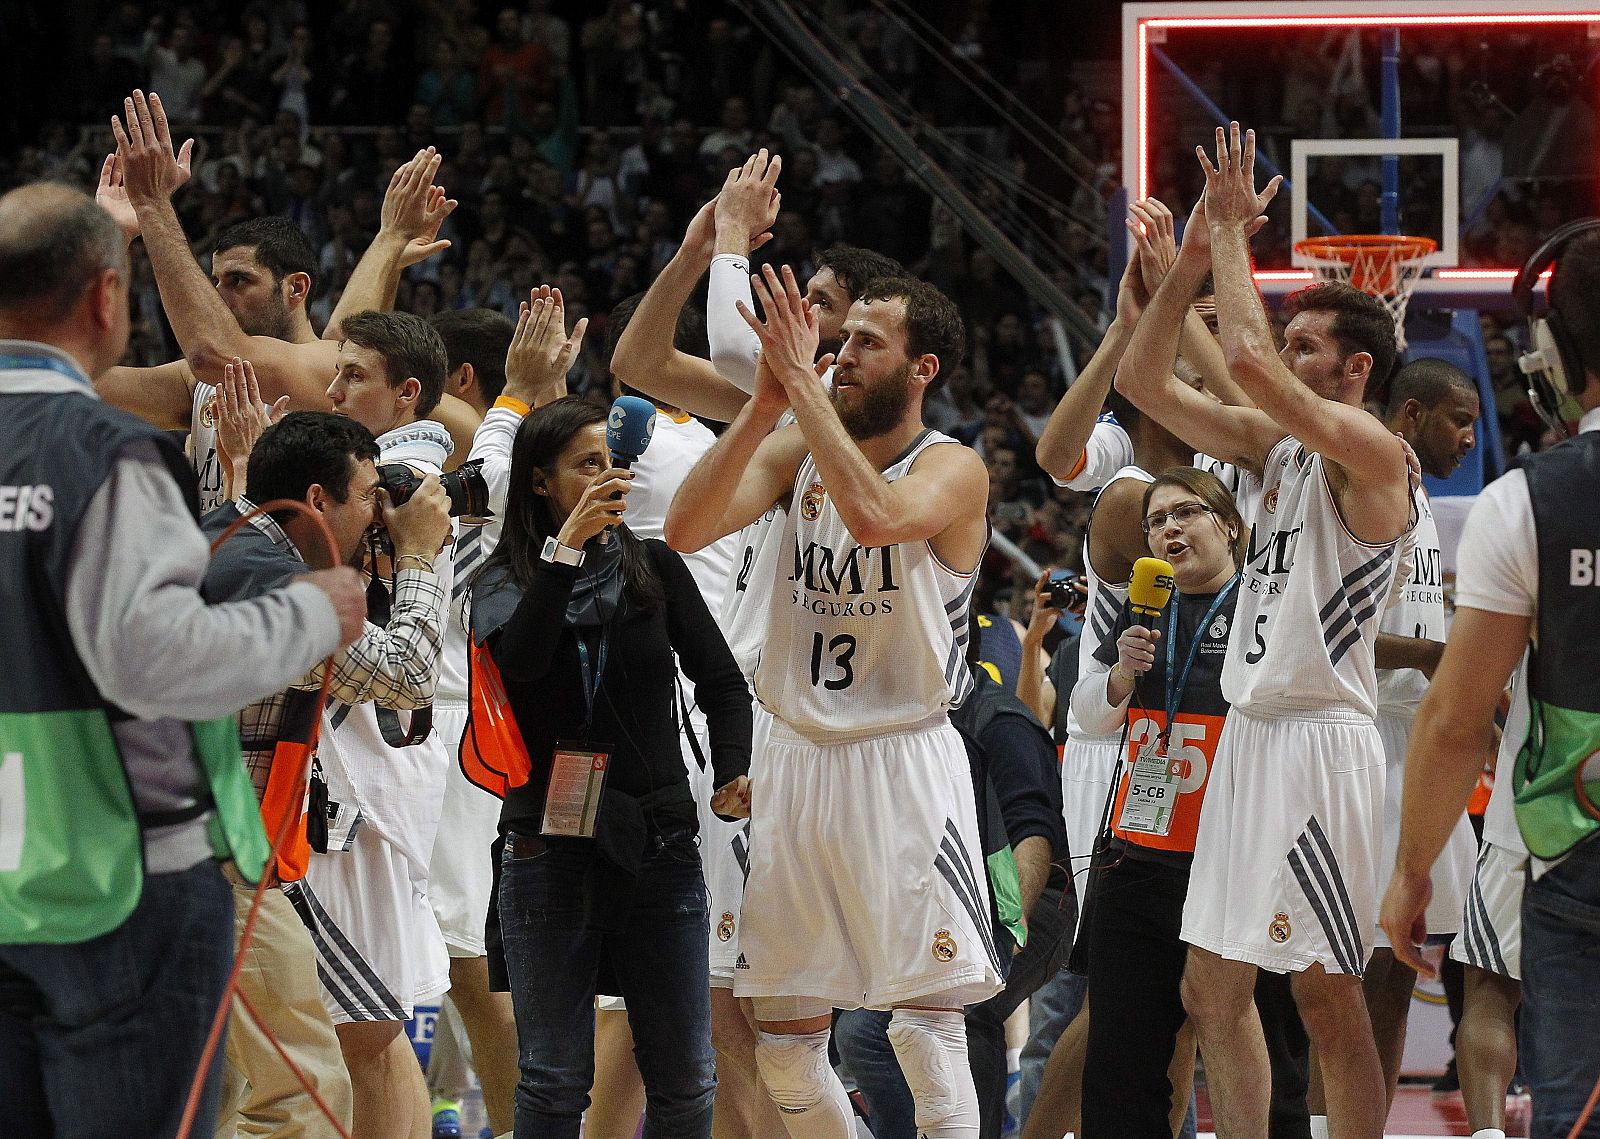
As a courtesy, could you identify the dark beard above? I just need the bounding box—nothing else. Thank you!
[241,293,294,341]
[832,363,914,440]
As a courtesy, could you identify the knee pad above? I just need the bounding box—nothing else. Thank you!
[886,1008,975,1132]
[753,1029,834,1113]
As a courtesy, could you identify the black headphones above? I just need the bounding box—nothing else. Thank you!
[1512,217,1600,438]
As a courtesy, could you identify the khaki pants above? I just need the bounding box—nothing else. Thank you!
[215,870,354,1139]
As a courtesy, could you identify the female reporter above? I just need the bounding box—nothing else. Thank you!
[1069,467,1245,1139]
[468,397,752,1139]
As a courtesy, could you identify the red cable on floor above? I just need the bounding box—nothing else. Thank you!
[175,499,354,1139]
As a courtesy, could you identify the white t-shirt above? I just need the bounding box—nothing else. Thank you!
[1451,407,1600,865]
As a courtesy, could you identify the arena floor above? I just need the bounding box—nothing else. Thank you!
[1194,1084,1532,1137]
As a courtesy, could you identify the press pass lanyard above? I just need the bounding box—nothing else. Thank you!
[576,630,610,732]
[0,354,90,386]
[1160,574,1239,747]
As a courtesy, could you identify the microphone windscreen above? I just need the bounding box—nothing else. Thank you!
[1128,557,1176,619]
[606,396,657,468]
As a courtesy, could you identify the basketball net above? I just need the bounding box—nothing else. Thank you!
[1293,235,1436,350]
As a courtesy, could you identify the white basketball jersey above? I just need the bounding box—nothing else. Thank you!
[190,381,226,515]
[720,405,806,681]
[755,430,979,739]
[1376,488,1443,715]
[1065,465,1153,742]
[722,503,788,681]
[1223,436,1403,718]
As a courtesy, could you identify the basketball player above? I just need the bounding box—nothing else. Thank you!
[614,154,904,1135]
[665,265,996,1139]
[1356,360,1482,1109]
[1116,124,1411,1139]
[99,91,460,511]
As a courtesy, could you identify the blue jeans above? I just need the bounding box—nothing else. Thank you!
[1017,965,1086,1127]
[1521,836,1600,1139]
[0,859,235,1138]
[497,827,715,1139]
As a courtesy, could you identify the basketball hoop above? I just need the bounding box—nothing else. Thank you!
[1293,235,1437,349]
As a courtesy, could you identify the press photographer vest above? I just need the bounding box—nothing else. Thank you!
[0,379,268,944]
[1512,432,1600,860]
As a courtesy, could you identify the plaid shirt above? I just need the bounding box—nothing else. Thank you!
[233,500,447,799]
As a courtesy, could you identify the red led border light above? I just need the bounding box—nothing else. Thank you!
[1135,9,1600,283]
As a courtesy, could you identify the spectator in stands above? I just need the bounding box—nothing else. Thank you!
[145,21,208,125]
[480,6,550,130]
[698,97,755,162]
[416,40,479,127]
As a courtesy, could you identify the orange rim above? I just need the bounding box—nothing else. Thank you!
[1295,234,1437,295]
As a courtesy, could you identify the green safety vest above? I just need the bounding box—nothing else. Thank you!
[1509,431,1600,861]
[0,362,268,944]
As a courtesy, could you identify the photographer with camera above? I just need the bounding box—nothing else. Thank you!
[298,308,464,1139]
[202,406,452,1139]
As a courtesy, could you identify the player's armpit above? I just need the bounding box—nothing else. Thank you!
[94,358,195,432]
[1085,476,1153,586]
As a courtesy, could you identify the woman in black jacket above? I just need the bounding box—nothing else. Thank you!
[470,397,752,1139]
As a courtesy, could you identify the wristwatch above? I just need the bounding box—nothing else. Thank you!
[540,536,584,567]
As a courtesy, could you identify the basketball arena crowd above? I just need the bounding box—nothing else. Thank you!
[2,5,1599,1139]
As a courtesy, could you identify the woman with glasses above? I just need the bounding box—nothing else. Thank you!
[1070,466,1248,1139]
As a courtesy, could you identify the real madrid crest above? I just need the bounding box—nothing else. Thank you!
[800,482,826,521]
[199,392,218,429]
[931,929,957,962]
[1208,613,1229,640]
[717,912,736,942]
[1269,912,1292,943]
[1262,487,1280,515]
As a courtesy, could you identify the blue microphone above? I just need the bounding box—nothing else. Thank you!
[606,396,657,470]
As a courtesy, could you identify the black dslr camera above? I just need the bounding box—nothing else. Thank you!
[375,457,492,520]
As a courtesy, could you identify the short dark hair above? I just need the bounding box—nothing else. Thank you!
[340,310,450,418]
[857,276,966,368]
[1281,282,1398,393]
[604,292,708,403]
[0,183,126,318]
[429,308,515,403]
[815,245,909,300]
[246,411,379,520]
[213,217,317,286]
[1385,357,1479,417]
[1551,229,1600,393]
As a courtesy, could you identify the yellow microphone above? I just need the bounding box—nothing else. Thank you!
[1127,557,1176,628]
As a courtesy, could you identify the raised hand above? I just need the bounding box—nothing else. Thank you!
[214,356,288,501]
[1128,197,1178,296]
[736,264,821,392]
[382,148,459,266]
[1113,242,1151,326]
[504,285,589,407]
[95,153,141,244]
[110,91,194,208]
[715,149,782,250]
[1195,121,1282,235]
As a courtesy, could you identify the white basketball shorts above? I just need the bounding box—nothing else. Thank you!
[1181,708,1385,976]
[1060,735,1121,936]
[427,704,502,958]
[1449,840,1525,981]
[1373,707,1475,948]
[286,824,451,1025]
[734,717,1004,1009]
[702,703,769,989]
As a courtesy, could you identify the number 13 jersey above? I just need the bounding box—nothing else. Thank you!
[754,429,980,740]
[1223,436,1405,720]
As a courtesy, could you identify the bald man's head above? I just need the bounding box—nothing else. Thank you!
[0,183,127,321]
